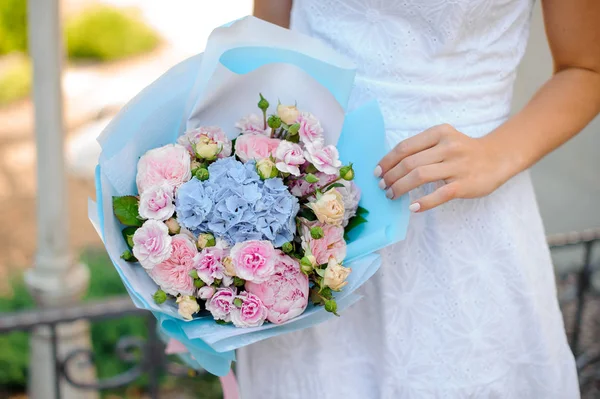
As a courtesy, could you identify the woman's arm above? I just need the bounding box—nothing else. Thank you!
[376,0,600,212]
[254,0,293,28]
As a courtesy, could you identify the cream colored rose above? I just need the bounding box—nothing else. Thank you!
[176,295,200,321]
[307,189,345,226]
[195,135,221,160]
[323,258,351,291]
[164,217,181,235]
[277,104,300,125]
[256,158,278,179]
[223,256,236,277]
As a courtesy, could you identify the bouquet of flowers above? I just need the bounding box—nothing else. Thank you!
[115,95,367,327]
[89,16,409,377]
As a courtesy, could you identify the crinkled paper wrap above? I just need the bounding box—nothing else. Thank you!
[89,16,409,376]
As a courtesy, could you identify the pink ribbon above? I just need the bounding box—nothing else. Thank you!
[165,339,240,399]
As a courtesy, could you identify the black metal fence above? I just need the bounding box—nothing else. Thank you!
[1,229,599,398]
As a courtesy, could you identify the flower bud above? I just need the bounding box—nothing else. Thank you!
[197,233,216,249]
[324,299,338,314]
[193,167,209,181]
[177,295,200,320]
[191,160,202,170]
[287,123,300,135]
[121,249,136,262]
[304,173,319,183]
[188,269,199,279]
[223,257,236,277]
[152,289,167,304]
[256,158,278,180]
[267,115,282,129]
[233,276,245,287]
[339,163,355,181]
[310,226,324,239]
[258,93,269,112]
[195,136,221,160]
[233,297,243,308]
[194,279,206,288]
[300,256,314,274]
[165,218,181,235]
[282,242,294,254]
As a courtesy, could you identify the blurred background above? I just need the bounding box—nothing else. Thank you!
[0,0,598,398]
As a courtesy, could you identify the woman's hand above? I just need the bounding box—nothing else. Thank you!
[374,124,514,212]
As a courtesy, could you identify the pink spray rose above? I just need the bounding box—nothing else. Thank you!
[136,144,192,194]
[303,141,342,175]
[234,133,281,163]
[206,287,236,322]
[245,251,309,324]
[235,114,269,135]
[301,223,347,265]
[138,184,175,221]
[230,240,275,283]
[297,112,324,144]
[274,141,305,176]
[193,246,226,285]
[230,292,268,328]
[132,220,172,269]
[198,286,216,300]
[149,234,198,296]
[177,126,232,159]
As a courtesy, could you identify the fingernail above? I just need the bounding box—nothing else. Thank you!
[378,179,387,190]
[385,188,394,199]
[374,165,382,178]
[409,202,421,212]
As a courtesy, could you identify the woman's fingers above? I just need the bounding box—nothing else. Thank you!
[385,163,451,200]
[410,182,461,212]
[379,146,445,189]
[375,124,452,177]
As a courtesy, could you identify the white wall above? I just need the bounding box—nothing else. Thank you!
[512,2,600,235]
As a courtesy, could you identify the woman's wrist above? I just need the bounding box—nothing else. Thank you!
[477,125,529,187]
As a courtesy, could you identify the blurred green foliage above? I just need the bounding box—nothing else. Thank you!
[65,6,160,62]
[0,0,27,56]
[0,249,221,398]
[0,55,31,106]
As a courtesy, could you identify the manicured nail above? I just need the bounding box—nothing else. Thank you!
[373,165,382,178]
[385,188,394,199]
[409,202,421,212]
[378,179,387,190]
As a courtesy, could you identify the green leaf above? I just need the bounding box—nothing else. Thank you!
[215,320,229,325]
[304,173,319,183]
[324,183,345,192]
[120,249,137,262]
[320,287,333,300]
[112,196,143,226]
[356,206,370,216]
[344,215,368,237]
[297,208,317,222]
[121,226,138,249]
[315,268,326,278]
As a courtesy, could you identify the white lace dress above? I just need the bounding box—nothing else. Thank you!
[237,1,580,397]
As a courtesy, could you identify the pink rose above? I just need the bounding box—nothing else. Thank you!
[198,286,216,300]
[234,133,281,163]
[132,220,172,269]
[235,114,268,135]
[230,240,275,283]
[193,246,226,285]
[206,287,236,322]
[301,223,347,265]
[230,292,268,328]
[177,126,232,158]
[297,112,324,144]
[138,184,175,221]
[149,234,197,296]
[288,172,338,197]
[136,144,192,194]
[337,180,362,227]
[274,141,305,176]
[245,251,309,324]
[303,141,342,175]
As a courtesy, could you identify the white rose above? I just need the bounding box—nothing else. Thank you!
[277,104,300,125]
[307,189,345,226]
[323,258,351,291]
[177,295,200,321]
[195,135,221,160]
[138,184,175,221]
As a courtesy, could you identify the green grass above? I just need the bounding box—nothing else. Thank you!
[0,249,221,398]
[65,6,161,62]
[0,55,31,107]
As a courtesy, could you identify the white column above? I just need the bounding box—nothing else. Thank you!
[25,0,97,398]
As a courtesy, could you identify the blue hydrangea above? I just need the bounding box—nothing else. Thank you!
[175,157,299,247]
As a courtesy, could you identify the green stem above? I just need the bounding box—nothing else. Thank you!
[299,176,343,202]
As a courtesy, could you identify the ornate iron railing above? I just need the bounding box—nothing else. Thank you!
[0,229,599,398]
